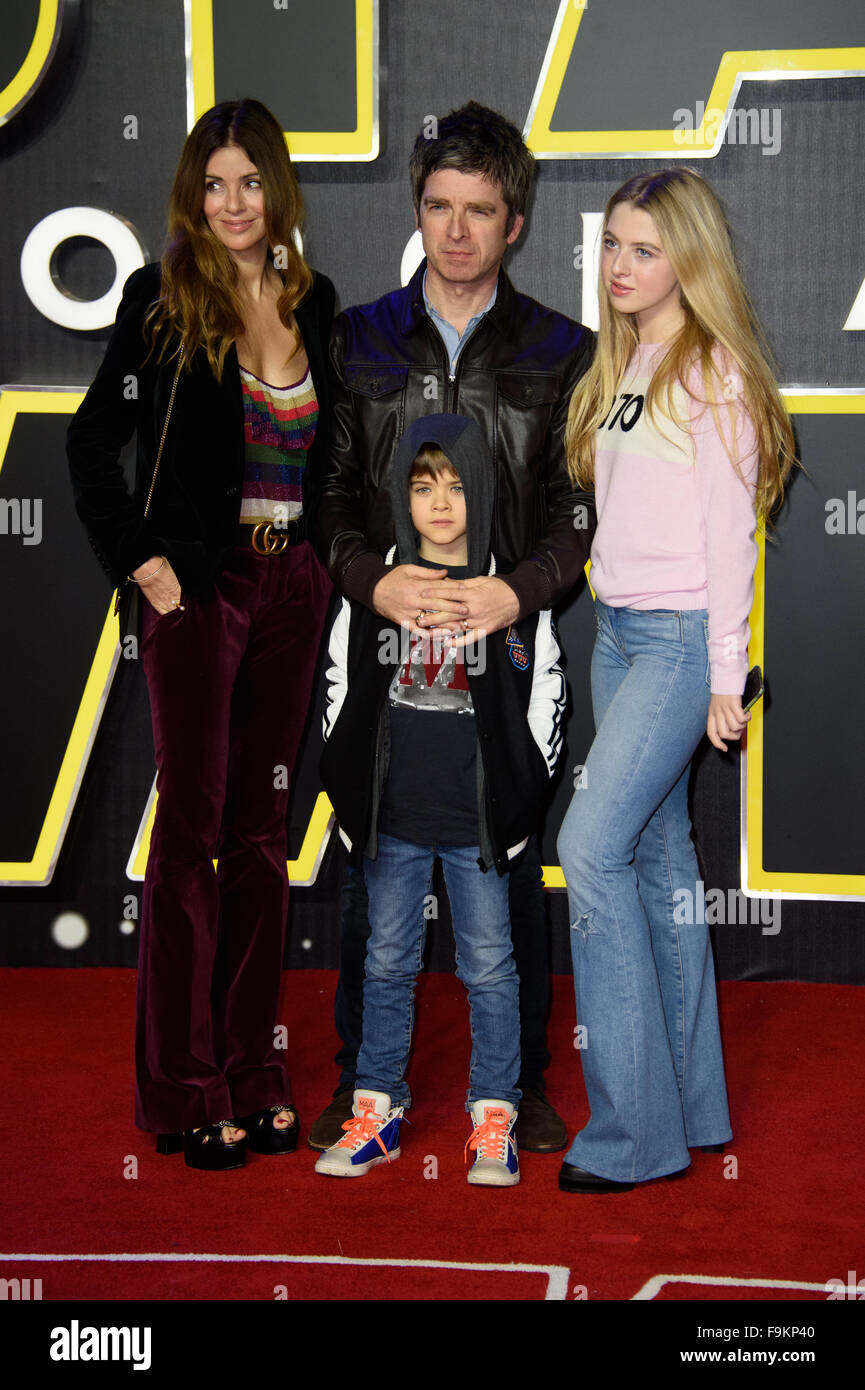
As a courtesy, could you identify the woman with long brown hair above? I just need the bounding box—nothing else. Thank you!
[557,168,795,1193]
[68,99,334,1170]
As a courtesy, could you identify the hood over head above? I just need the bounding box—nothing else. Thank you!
[386,413,494,576]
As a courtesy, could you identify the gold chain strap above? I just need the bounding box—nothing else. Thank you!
[143,354,183,518]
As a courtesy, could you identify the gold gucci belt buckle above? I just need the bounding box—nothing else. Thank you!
[251,523,289,556]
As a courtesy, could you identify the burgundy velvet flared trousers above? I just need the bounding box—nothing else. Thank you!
[134,542,332,1133]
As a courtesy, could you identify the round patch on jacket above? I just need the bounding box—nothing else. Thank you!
[506,625,530,671]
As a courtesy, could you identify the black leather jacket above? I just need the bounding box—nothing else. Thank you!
[67,262,335,595]
[317,259,596,619]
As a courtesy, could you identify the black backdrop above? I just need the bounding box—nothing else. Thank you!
[1,0,863,982]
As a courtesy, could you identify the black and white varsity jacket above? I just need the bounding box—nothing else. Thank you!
[320,548,566,874]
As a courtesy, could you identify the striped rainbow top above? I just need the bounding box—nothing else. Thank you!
[239,365,318,527]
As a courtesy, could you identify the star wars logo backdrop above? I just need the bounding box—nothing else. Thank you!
[0,0,863,979]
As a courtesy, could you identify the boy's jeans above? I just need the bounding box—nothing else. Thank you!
[557,602,732,1182]
[333,837,551,1093]
[356,834,521,1108]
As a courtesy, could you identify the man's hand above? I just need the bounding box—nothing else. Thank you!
[707,692,750,752]
[372,564,452,631]
[420,575,519,644]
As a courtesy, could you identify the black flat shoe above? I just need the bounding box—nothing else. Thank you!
[182,1121,247,1171]
[558,1161,689,1192]
[698,1143,726,1153]
[558,1162,634,1193]
[237,1104,299,1156]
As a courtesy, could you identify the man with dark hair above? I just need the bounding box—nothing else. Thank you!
[408,100,534,234]
[312,100,595,1153]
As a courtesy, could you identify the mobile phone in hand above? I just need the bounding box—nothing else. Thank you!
[742,665,764,712]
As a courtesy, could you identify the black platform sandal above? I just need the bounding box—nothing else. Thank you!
[184,1120,247,1170]
[156,1122,247,1170]
[237,1104,299,1156]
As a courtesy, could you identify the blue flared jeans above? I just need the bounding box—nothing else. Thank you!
[556,602,732,1182]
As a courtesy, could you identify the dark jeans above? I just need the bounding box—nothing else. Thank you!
[333,834,552,1094]
[134,542,332,1132]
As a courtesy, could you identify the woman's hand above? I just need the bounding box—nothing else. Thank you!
[707,692,750,752]
[131,555,184,614]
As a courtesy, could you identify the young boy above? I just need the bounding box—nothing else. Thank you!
[316,414,565,1185]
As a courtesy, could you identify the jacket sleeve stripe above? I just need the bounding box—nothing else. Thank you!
[526,610,566,776]
[322,597,351,742]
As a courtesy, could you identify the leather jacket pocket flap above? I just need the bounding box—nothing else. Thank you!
[497,372,560,408]
[344,365,408,399]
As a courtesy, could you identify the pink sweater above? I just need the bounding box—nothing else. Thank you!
[590,344,758,694]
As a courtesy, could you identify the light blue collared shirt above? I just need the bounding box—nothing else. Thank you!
[422,271,497,375]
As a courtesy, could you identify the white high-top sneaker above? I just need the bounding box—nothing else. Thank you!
[314,1089,403,1177]
[465,1100,520,1186]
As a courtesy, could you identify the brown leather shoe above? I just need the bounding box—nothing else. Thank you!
[307,1089,354,1151]
[515,1086,568,1153]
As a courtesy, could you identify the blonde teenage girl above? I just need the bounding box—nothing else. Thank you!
[557,169,795,1193]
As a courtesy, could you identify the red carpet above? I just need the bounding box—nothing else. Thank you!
[1,969,862,1303]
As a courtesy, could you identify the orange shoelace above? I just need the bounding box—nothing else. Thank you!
[337,1110,394,1162]
[464,1112,509,1164]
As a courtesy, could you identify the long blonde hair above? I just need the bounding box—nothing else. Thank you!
[146,98,312,378]
[566,169,796,519]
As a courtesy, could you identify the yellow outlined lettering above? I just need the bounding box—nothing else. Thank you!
[742,393,865,902]
[0,388,119,885]
[126,785,335,888]
[185,0,379,161]
[0,0,63,128]
[525,0,865,158]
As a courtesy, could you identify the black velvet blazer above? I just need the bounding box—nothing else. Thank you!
[67,262,336,595]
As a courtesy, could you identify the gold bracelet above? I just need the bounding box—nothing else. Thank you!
[133,557,165,585]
